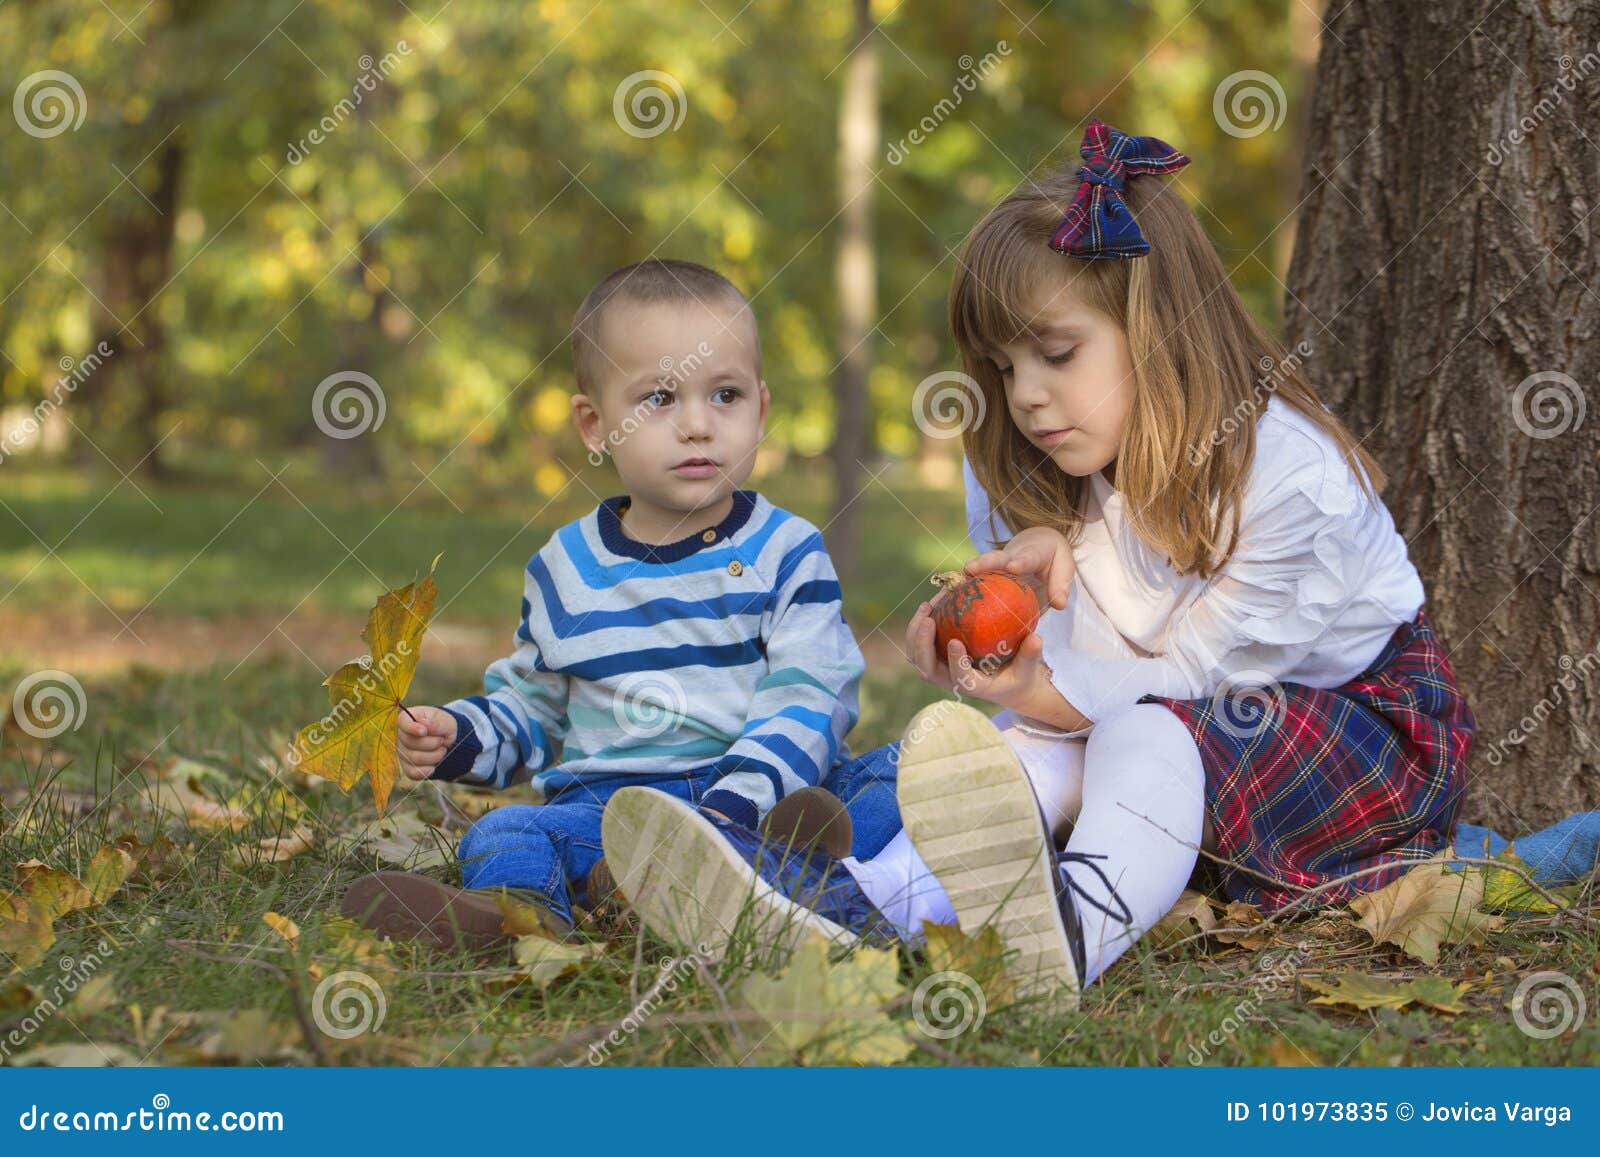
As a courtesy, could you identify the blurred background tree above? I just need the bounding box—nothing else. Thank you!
[0,0,1303,525]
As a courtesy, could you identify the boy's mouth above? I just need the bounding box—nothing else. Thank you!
[671,457,720,478]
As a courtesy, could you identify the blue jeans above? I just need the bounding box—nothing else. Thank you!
[457,747,907,923]
[824,741,904,860]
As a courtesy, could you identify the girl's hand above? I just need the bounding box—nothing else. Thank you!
[905,603,1044,709]
[905,603,1090,729]
[964,526,1076,610]
[398,705,458,781]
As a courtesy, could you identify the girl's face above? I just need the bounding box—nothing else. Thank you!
[986,292,1135,480]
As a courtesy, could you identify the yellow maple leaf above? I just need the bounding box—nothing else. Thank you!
[1348,855,1502,965]
[737,936,914,1065]
[287,557,440,814]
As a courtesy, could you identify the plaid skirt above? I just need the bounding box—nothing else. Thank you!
[1140,610,1474,913]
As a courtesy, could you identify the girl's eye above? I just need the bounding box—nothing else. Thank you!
[1045,348,1076,367]
[993,362,1013,378]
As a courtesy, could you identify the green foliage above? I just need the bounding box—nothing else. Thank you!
[0,0,1307,480]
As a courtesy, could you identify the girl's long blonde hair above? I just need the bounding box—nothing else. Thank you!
[949,164,1383,578]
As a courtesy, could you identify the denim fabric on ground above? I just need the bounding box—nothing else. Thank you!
[823,742,902,859]
[457,766,721,924]
[1454,810,1600,884]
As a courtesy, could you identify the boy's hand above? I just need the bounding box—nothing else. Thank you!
[964,526,1075,610]
[397,705,459,781]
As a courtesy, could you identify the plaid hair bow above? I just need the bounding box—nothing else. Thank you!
[1048,119,1190,260]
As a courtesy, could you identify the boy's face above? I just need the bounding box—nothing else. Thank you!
[574,297,768,524]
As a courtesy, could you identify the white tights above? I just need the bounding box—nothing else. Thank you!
[841,702,1208,986]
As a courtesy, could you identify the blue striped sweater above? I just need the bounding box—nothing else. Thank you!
[432,490,866,828]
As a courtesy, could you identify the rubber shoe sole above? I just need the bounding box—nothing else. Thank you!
[341,871,509,952]
[600,787,858,966]
[896,701,1082,1006]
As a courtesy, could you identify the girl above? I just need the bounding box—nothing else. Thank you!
[600,120,1475,1005]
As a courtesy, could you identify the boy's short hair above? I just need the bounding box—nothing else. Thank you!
[571,258,759,394]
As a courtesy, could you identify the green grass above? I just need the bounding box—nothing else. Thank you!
[2,654,1597,1067]
[0,462,973,628]
[2,467,1597,1066]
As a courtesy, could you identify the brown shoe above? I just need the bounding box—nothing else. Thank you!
[760,786,854,859]
[341,871,570,951]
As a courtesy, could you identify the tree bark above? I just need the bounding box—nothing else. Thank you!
[827,0,879,580]
[86,135,183,478]
[1284,0,1600,827]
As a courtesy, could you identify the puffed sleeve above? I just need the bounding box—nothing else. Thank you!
[963,456,1008,554]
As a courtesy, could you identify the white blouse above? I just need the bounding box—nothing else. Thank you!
[964,397,1425,736]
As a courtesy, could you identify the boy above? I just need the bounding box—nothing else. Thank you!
[343,259,879,951]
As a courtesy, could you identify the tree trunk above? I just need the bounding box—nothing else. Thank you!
[1284,0,1600,828]
[827,0,879,580]
[86,135,183,478]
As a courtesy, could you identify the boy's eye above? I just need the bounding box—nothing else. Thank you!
[713,386,743,404]
[1044,348,1076,367]
[644,388,675,409]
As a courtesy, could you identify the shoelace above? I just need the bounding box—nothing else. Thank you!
[1055,850,1134,927]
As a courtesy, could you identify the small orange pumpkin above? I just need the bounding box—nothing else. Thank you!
[928,570,1045,668]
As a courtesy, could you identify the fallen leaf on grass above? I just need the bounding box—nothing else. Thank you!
[161,1009,301,1065]
[492,935,603,991]
[1209,899,1272,949]
[737,937,914,1065]
[310,916,395,984]
[333,811,451,869]
[1148,889,1217,950]
[1304,972,1472,1014]
[7,1042,143,1067]
[263,912,301,950]
[232,825,315,866]
[1476,845,1567,914]
[287,557,441,815]
[83,845,138,904]
[1348,856,1502,964]
[494,893,576,940]
[1,846,142,972]
[921,922,1016,1011]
